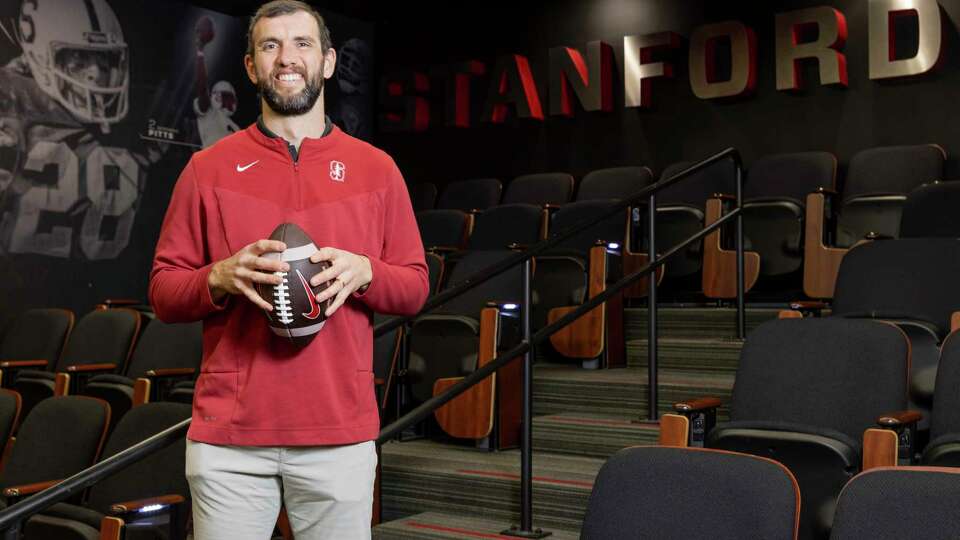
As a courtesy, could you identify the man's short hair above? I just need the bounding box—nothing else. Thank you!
[247,0,332,57]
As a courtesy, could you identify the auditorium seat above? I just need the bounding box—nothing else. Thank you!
[80,320,202,431]
[803,144,945,299]
[0,308,74,389]
[647,160,735,296]
[23,401,192,540]
[502,172,573,206]
[581,446,800,540]
[406,249,524,448]
[664,318,911,539]
[373,252,444,420]
[922,329,960,466]
[865,329,960,468]
[829,467,960,540]
[12,309,141,422]
[409,182,438,212]
[828,238,960,409]
[534,199,626,367]
[740,152,836,295]
[577,167,652,201]
[0,390,20,473]
[436,178,502,211]
[416,209,472,253]
[899,181,960,238]
[0,396,110,509]
[467,203,544,250]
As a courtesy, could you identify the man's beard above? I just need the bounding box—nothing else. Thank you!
[258,67,324,116]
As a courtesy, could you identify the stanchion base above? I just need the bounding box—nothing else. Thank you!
[501,525,552,538]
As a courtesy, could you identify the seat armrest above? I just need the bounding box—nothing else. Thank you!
[110,494,185,515]
[863,231,893,241]
[543,203,562,212]
[3,478,62,497]
[426,245,460,255]
[506,242,530,251]
[672,397,721,448]
[710,193,736,202]
[0,360,48,368]
[814,186,838,197]
[878,410,923,428]
[144,368,196,378]
[100,298,141,308]
[788,301,828,317]
[877,410,922,465]
[0,360,49,387]
[673,397,721,413]
[66,363,118,373]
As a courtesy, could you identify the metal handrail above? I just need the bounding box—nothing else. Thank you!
[377,200,742,443]
[0,146,744,537]
[0,418,190,535]
[374,147,743,338]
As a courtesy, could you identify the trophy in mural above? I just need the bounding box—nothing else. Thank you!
[0,0,149,261]
[194,14,240,148]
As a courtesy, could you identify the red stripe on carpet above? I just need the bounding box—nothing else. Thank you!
[457,469,594,488]
[405,521,516,539]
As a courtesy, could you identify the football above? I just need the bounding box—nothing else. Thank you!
[195,16,215,46]
[257,223,333,347]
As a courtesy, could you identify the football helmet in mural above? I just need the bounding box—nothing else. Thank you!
[18,0,129,128]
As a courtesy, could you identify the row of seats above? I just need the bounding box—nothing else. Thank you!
[582,445,960,540]
[654,309,960,539]
[0,390,190,540]
[410,144,949,301]
[380,200,960,449]
[0,307,201,432]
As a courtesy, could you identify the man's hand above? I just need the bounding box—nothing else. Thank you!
[309,247,373,317]
[208,239,289,310]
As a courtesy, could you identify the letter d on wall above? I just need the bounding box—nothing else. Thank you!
[870,0,941,80]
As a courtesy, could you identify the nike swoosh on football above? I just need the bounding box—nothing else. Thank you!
[236,160,260,172]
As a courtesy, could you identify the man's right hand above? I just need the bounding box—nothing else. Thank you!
[208,239,289,310]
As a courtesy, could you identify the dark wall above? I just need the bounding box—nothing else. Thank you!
[375,1,960,187]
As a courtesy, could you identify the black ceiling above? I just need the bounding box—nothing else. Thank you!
[183,0,385,21]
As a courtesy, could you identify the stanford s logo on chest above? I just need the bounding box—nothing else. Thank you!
[329,161,346,182]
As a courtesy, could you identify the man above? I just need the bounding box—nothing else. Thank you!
[193,15,241,148]
[149,2,429,538]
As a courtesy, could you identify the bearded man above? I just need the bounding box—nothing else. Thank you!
[148,2,429,538]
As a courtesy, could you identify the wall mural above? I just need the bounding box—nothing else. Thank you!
[0,0,373,324]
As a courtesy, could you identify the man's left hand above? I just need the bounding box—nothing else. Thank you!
[309,247,372,317]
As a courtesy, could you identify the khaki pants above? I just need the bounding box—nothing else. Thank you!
[186,439,376,540]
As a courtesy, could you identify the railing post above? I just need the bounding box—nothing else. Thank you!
[647,193,658,421]
[735,162,746,340]
[503,258,550,538]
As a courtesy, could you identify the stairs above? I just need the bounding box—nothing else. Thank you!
[372,306,780,539]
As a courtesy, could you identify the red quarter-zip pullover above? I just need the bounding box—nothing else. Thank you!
[149,123,428,446]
